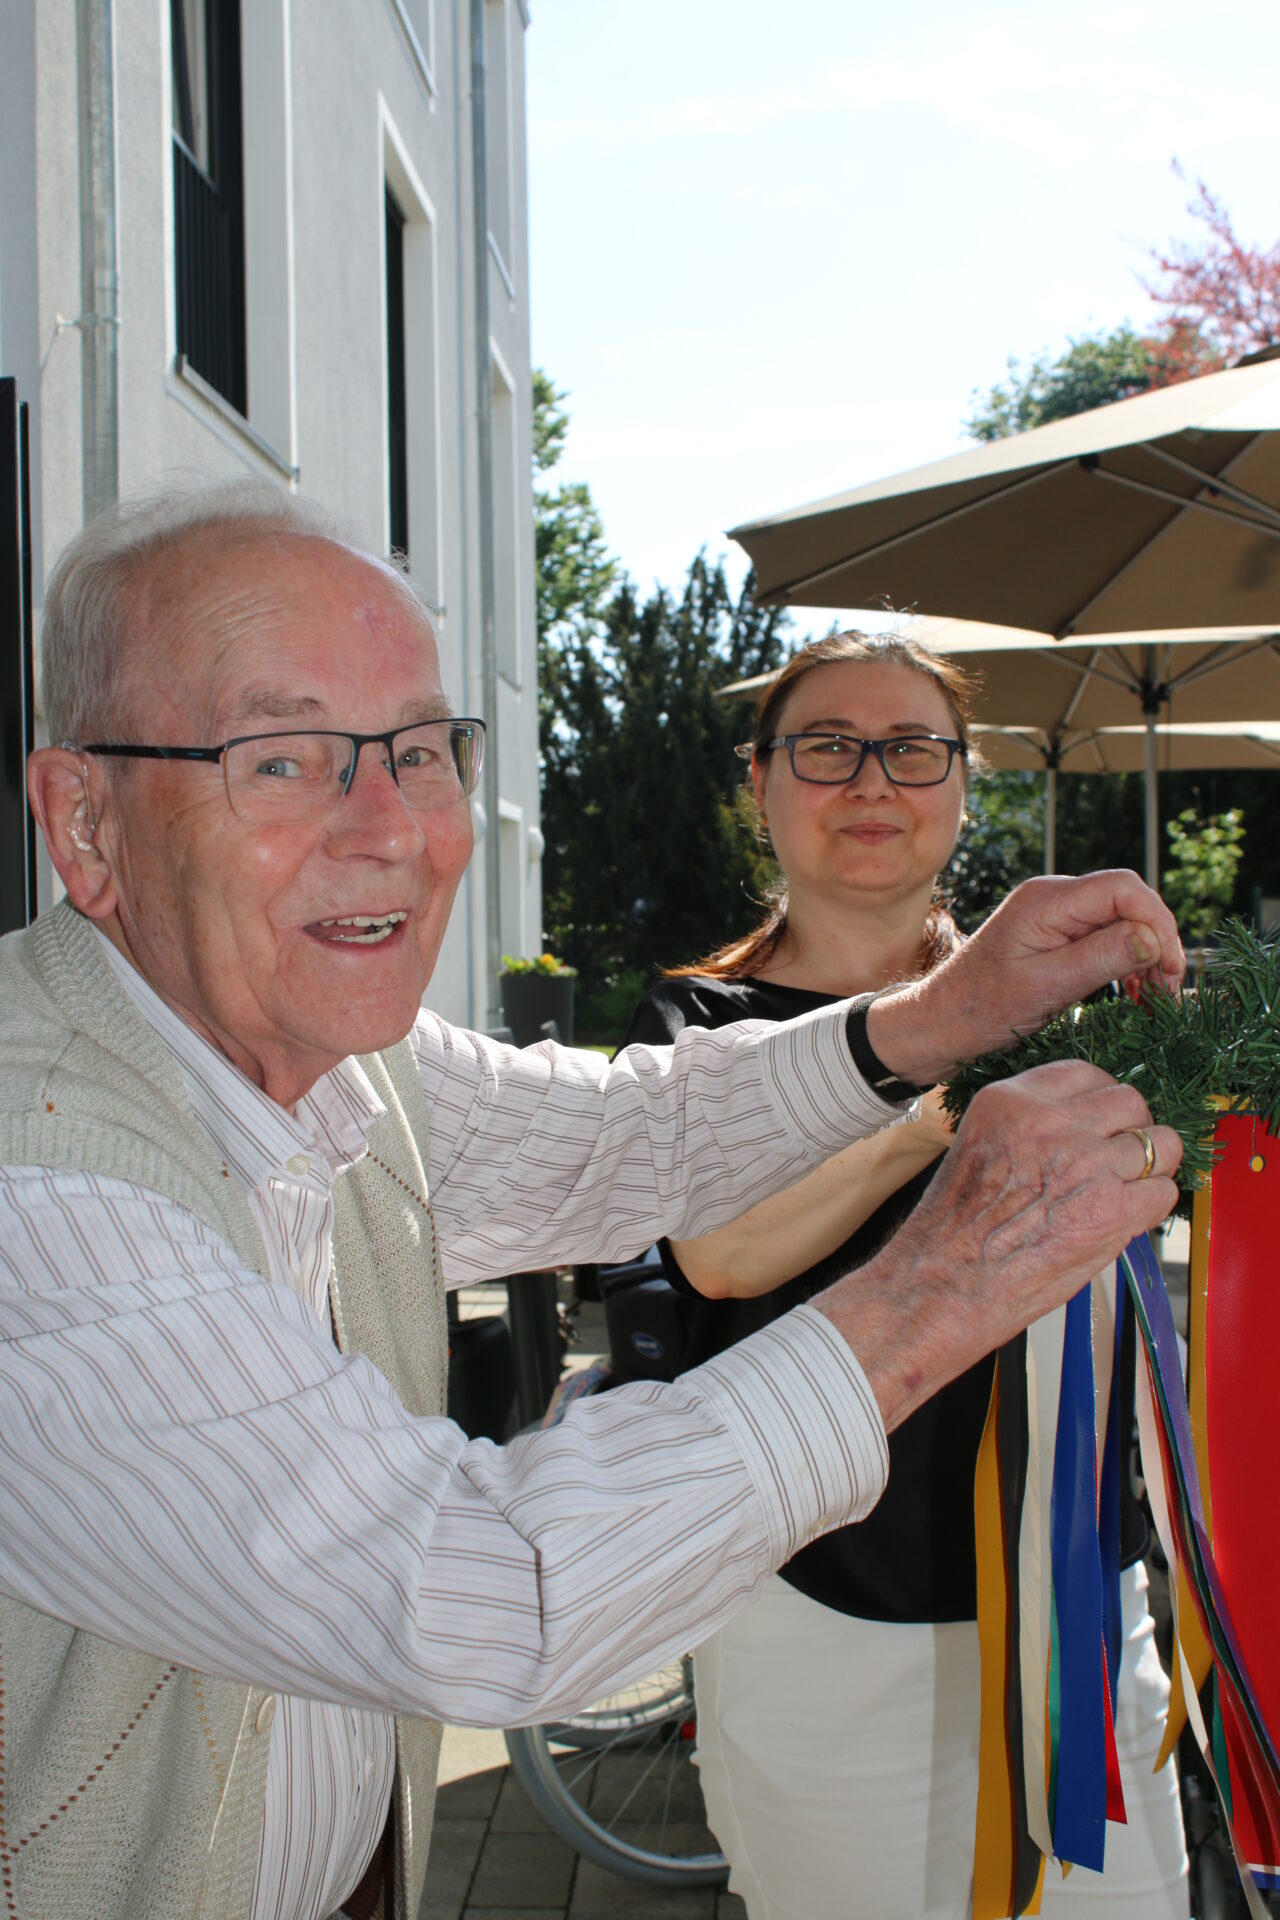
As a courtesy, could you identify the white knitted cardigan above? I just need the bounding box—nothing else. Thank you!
[0,901,447,1919]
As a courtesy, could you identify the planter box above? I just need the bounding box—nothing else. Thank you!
[500,972,575,1048]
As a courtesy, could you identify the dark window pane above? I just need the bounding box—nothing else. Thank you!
[386,189,409,563]
[171,0,245,415]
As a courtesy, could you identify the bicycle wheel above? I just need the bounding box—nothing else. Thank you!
[504,1657,729,1887]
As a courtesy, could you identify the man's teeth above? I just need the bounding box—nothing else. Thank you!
[317,912,408,945]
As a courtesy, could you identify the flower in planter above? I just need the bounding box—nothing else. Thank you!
[500,953,578,978]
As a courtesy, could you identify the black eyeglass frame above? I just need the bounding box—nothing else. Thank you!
[79,718,487,812]
[745,731,967,788]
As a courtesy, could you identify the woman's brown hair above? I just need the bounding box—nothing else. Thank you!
[668,630,979,982]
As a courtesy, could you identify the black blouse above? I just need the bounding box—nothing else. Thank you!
[622,973,996,1625]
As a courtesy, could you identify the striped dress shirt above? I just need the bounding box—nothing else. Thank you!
[0,932,897,1919]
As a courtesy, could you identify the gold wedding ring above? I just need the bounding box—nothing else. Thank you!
[1120,1125,1156,1179]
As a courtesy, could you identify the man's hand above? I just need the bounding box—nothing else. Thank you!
[865,870,1184,1089]
[814,1060,1180,1432]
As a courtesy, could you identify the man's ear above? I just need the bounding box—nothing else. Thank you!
[27,747,119,918]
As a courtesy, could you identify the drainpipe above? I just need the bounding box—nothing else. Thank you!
[76,0,120,520]
[470,0,502,1025]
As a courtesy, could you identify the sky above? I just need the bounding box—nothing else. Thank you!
[525,0,1280,637]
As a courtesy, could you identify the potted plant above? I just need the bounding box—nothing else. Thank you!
[499,953,578,1048]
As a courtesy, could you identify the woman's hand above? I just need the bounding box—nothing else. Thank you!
[913,1086,955,1154]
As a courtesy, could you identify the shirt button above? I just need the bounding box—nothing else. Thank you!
[285,1153,311,1177]
[255,1695,277,1735]
[365,1753,375,1780]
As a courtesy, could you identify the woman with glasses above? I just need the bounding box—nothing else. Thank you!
[621,633,1187,1920]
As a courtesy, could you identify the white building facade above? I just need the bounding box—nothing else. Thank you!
[1,0,542,1027]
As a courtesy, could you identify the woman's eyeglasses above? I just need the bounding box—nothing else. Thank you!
[737,732,966,788]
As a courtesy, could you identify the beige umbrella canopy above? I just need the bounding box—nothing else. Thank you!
[977,720,1280,775]
[719,619,1280,882]
[730,354,1280,637]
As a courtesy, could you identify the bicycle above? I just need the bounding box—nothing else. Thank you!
[504,1654,727,1887]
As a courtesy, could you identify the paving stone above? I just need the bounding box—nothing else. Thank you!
[490,1768,552,1833]
[569,1857,716,1917]
[468,1831,576,1907]
[463,1911,565,1919]
[435,1763,505,1821]
[421,1816,487,1920]
[586,1748,710,1828]
[437,1725,512,1786]
[714,1896,748,1918]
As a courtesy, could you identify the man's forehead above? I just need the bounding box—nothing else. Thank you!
[137,526,421,630]
[128,528,442,713]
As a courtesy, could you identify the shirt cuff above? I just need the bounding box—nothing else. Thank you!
[755,999,916,1156]
[688,1305,889,1570]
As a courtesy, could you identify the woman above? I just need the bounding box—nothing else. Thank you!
[622,633,1188,1920]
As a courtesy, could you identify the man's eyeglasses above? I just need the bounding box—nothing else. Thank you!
[80,719,486,826]
[739,732,966,788]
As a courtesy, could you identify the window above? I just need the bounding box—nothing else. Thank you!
[483,0,513,272]
[171,0,246,415]
[385,189,409,563]
[382,113,442,607]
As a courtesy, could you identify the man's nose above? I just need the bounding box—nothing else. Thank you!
[328,744,427,857]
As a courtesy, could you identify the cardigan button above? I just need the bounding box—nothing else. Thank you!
[255,1695,277,1735]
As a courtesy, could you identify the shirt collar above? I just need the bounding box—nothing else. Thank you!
[91,927,386,1191]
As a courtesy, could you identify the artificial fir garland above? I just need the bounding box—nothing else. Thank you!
[942,917,1280,1194]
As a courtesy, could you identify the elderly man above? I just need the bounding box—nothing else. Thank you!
[0,486,1181,1920]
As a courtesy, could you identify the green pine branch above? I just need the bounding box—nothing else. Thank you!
[942,918,1280,1193]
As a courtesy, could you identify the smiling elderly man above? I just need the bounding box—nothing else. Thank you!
[0,486,1183,1920]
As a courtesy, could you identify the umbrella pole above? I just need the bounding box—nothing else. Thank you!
[1044,766,1057,875]
[1144,713,1160,891]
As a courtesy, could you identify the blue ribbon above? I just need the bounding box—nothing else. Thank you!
[1049,1283,1108,1870]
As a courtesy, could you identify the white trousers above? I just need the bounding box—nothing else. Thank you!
[693,1562,1189,1920]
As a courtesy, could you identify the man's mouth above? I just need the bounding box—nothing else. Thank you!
[310,912,409,946]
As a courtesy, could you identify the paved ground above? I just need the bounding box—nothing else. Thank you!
[424,1221,1193,1919]
[424,1727,746,1920]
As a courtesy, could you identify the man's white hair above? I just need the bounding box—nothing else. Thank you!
[42,479,363,745]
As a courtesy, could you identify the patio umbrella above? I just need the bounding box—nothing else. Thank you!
[978,720,1280,775]
[718,620,1280,882]
[729,352,1280,638]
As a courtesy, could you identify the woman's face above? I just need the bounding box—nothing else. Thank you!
[753,658,966,909]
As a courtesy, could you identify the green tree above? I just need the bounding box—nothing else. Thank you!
[533,372,792,1032]
[533,372,617,738]
[541,558,791,1033]
[963,326,1167,443]
[1162,808,1246,945]
[945,770,1044,929]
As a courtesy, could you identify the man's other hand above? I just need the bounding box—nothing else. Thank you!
[815,1059,1180,1432]
[865,870,1184,1089]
